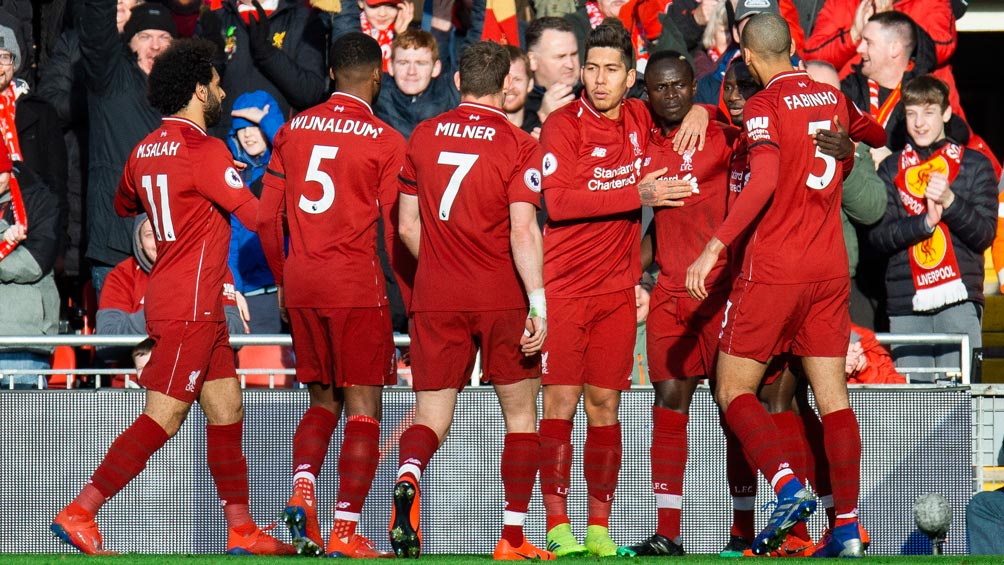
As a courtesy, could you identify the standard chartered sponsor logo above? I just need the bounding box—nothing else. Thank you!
[589,163,636,191]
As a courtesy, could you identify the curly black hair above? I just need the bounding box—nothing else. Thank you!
[147,39,216,116]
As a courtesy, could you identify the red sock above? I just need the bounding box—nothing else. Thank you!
[800,407,834,526]
[584,423,621,528]
[332,415,380,540]
[501,432,539,545]
[207,420,252,529]
[539,418,573,531]
[822,408,861,521]
[397,424,439,481]
[722,416,756,541]
[724,394,798,495]
[86,414,170,512]
[652,407,687,541]
[292,406,338,480]
[771,411,811,540]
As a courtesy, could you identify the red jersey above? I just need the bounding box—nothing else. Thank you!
[115,117,255,322]
[540,96,652,298]
[259,93,406,309]
[399,102,543,312]
[714,71,885,284]
[646,121,738,293]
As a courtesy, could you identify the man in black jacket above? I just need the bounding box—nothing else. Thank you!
[197,0,327,136]
[78,0,176,296]
[868,76,997,383]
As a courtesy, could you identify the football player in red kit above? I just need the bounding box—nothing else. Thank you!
[51,39,294,556]
[257,33,404,559]
[686,13,886,557]
[389,41,552,561]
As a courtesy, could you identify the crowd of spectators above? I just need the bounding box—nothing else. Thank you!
[0,0,999,388]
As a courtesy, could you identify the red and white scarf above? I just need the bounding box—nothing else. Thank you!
[867,79,900,128]
[894,142,968,312]
[0,174,27,262]
[0,83,24,162]
[360,11,394,72]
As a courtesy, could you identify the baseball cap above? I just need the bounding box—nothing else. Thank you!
[734,0,779,23]
[123,3,178,43]
[364,0,400,7]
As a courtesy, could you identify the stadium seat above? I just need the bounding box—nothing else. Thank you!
[48,345,77,389]
[983,466,1004,491]
[237,345,294,388]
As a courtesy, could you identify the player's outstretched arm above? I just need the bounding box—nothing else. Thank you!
[510,201,546,355]
[398,194,422,259]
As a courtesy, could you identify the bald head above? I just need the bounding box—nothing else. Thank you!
[805,60,840,89]
[740,12,791,62]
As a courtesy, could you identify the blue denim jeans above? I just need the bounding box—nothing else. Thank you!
[0,352,50,389]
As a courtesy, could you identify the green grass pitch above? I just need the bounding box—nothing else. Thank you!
[5,556,1004,564]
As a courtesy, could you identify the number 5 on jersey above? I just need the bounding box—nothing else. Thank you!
[437,151,478,221]
[299,145,339,214]
[806,120,836,190]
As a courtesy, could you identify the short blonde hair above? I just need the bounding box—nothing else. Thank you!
[392,29,439,59]
[702,0,729,50]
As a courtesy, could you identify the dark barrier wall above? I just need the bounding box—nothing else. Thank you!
[1,387,970,554]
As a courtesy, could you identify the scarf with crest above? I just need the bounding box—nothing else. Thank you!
[894,142,968,312]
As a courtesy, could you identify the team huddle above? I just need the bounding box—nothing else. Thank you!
[51,10,893,560]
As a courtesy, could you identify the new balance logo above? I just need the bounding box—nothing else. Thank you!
[469,114,481,121]
[296,464,311,471]
[333,105,345,112]
[591,147,607,157]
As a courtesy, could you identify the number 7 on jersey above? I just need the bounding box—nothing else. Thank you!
[437,151,478,221]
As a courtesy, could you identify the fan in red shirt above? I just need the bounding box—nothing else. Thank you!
[536,22,694,557]
[255,33,404,559]
[51,39,293,556]
[389,41,551,562]
[686,13,886,558]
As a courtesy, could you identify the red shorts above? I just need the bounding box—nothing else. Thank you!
[141,319,235,403]
[410,309,539,391]
[719,278,850,362]
[542,288,636,390]
[647,286,727,382]
[287,306,396,387]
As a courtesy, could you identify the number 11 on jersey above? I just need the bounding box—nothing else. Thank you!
[142,174,176,241]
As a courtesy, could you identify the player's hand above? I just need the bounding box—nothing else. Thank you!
[673,104,709,154]
[813,115,854,161]
[924,172,955,208]
[277,285,289,324]
[686,240,724,300]
[521,316,546,356]
[635,284,650,323]
[539,82,575,123]
[638,168,694,207]
[394,1,415,35]
[925,197,944,230]
[231,105,270,124]
[232,159,248,171]
[845,340,867,376]
[530,127,541,140]
[2,223,26,245]
[235,291,251,334]
[874,0,893,13]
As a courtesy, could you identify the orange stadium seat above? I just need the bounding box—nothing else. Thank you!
[48,345,77,389]
[237,345,294,388]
